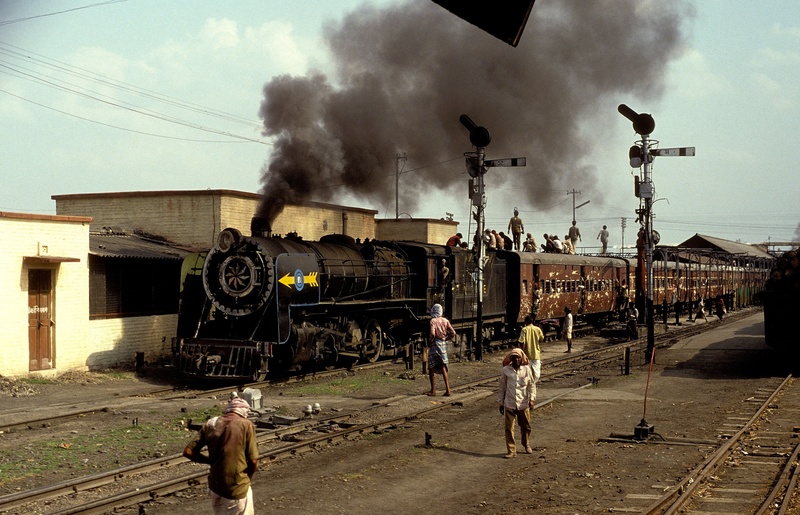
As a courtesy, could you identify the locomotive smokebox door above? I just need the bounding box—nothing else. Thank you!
[275,254,321,343]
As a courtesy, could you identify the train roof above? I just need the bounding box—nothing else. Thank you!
[498,249,631,267]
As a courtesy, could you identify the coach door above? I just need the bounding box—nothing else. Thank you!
[28,269,54,371]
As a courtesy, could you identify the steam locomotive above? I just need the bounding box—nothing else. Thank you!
[172,218,770,380]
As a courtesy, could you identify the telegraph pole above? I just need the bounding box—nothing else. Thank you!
[567,189,590,225]
[395,153,406,219]
[621,217,627,255]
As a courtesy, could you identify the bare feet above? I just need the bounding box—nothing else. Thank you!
[425,391,436,396]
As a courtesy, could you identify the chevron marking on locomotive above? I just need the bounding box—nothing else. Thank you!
[278,270,319,291]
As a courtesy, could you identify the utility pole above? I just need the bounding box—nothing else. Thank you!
[567,189,590,245]
[621,217,627,254]
[619,104,694,362]
[395,152,406,219]
[567,189,590,225]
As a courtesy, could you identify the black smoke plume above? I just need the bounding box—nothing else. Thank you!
[256,0,691,226]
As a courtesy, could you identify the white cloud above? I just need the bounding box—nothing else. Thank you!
[666,45,731,99]
[751,72,781,93]
[201,18,241,49]
[770,22,800,39]
[753,46,800,67]
[750,72,796,110]
[244,21,309,75]
[71,46,129,81]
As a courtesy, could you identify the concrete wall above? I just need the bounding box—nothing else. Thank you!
[375,218,459,244]
[54,190,379,247]
[87,315,178,369]
[0,212,92,378]
[54,191,220,248]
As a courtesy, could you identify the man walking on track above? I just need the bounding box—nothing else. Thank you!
[184,394,259,515]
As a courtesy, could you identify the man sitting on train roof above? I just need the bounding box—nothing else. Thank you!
[522,233,537,252]
[446,233,463,246]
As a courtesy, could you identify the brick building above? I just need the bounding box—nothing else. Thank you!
[53,190,379,247]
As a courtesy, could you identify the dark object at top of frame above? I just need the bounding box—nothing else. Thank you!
[430,0,536,47]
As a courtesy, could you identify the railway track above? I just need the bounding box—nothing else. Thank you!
[0,307,754,435]
[0,330,642,514]
[0,308,760,514]
[0,360,393,435]
[637,374,800,515]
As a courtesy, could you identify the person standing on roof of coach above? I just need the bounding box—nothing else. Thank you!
[597,225,610,255]
[508,209,524,250]
[568,220,581,250]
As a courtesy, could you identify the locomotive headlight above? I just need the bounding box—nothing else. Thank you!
[217,228,242,253]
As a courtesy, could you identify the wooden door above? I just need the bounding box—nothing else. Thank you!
[28,269,53,371]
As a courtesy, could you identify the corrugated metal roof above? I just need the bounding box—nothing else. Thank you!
[90,233,191,260]
[679,234,773,259]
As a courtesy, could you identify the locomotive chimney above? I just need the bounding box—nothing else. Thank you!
[251,216,272,238]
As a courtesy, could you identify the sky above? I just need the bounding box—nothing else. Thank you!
[1,0,799,252]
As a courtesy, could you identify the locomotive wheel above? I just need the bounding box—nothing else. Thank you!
[361,320,383,363]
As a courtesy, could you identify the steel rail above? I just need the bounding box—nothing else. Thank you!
[641,374,794,515]
[0,359,394,435]
[756,440,800,515]
[47,381,596,515]
[0,309,759,513]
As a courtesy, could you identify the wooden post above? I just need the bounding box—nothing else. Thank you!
[623,347,630,375]
[404,344,415,370]
[422,346,428,375]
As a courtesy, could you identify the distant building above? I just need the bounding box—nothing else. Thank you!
[678,234,773,261]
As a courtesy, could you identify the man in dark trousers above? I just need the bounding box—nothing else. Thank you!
[184,394,259,515]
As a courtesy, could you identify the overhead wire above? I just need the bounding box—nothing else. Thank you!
[0,42,270,144]
[0,0,126,26]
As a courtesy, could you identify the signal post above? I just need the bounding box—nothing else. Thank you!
[618,104,694,362]
[459,115,525,361]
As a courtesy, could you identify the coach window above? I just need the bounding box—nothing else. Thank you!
[522,279,529,296]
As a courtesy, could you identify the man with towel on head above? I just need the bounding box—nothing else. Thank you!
[498,348,536,458]
[426,303,455,397]
[184,393,259,515]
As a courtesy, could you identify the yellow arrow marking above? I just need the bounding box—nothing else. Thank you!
[278,272,319,289]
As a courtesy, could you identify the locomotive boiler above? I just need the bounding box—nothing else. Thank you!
[174,217,425,380]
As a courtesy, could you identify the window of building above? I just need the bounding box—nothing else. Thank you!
[90,256,181,319]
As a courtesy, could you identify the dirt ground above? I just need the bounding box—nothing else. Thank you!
[1,310,795,514]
